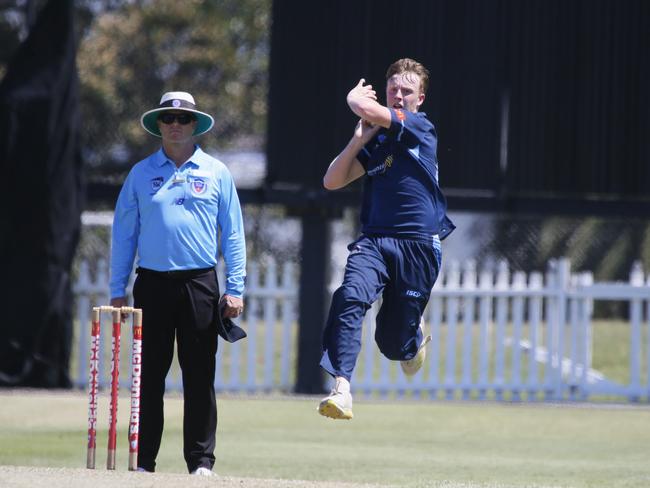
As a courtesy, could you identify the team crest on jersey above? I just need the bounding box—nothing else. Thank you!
[150,176,164,191]
[367,154,394,177]
[190,177,207,195]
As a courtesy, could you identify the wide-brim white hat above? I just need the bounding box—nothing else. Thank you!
[140,91,214,137]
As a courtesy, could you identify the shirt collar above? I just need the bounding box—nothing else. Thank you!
[153,145,208,168]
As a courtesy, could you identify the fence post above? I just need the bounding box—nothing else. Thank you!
[477,267,493,400]
[444,261,460,399]
[494,260,509,400]
[578,271,594,400]
[629,261,644,401]
[568,273,580,400]
[245,261,259,391]
[427,270,444,399]
[554,258,571,400]
[511,270,526,400]
[95,259,109,389]
[75,260,92,388]
[263,259,278,390]
[280,262,296,390]
[527,271,543,398]
[461,260,476,400]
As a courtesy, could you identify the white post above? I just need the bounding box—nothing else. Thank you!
[444,261,460,399]
[568,274,580,400]
[427,272,444,398]
[263,259,278,390]
[554,258,571,400]
[629,261,644,401]
[76,260,92,388]
[245,261,260,390]
[578,272,594,399]
[494,260,509,400]
[280,262,296,390]
[96,259,109,389]
[511,271,526,400]
[527,272,543,398]
[461,260,477,399]
[544,260,557,399]
[477,268,493,400]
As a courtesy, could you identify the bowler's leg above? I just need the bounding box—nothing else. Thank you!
[320,237,388,380]
[374,237,441,364]
[318,237,388,419]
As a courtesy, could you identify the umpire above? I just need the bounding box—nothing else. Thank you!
[109,91,247,476]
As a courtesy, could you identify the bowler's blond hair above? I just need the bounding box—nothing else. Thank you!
[385,58,429,95]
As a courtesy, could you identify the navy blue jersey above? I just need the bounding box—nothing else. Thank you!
[356,108,455,241]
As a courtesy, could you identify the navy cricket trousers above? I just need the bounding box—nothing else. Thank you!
[132,267,220,473]
[320,235,442,381]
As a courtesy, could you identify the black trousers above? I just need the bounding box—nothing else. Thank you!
[132,267,219,473]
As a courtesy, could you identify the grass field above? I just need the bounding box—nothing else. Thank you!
[1,390,649,487]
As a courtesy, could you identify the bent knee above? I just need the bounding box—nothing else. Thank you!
[332,285,372,307]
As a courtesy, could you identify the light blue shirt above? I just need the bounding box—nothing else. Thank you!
[110,146,246,299]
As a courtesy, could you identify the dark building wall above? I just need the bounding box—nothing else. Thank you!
[267,0,650,204]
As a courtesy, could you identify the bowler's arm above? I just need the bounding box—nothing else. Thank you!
[322,128,367,190]
[346,78,392,129]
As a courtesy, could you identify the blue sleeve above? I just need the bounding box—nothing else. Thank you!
[109,169,139,299]
[217,169,247,297]
[356,134,381,170]
[387,109,433,147]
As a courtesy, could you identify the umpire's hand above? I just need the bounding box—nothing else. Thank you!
[220,294,244,319]
[110,296,130,320]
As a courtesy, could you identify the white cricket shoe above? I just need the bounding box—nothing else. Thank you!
[318,378,353,420]
[191,467,214,476]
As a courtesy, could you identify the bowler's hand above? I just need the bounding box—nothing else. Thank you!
[347,78,377,106]
[354,118,381,144]
[220,294,244,319]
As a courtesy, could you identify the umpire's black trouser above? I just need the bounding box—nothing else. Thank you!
[133,267,219,473]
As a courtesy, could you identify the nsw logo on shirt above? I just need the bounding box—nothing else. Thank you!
[190,177,208,195]
[150,176,164,192]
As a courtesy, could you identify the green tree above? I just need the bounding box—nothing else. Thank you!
[77,0,270,175]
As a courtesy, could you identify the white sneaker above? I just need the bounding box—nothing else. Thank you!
[136,467,150,473]
[318,380,353,420]
[191,467,214,476]
[400,320,432,377]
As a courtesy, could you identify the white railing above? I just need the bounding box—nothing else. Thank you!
[73,259,299,394]
[72,257,650,402]
[353,259,650,402]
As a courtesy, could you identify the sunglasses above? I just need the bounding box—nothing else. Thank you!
[158,112,196,125]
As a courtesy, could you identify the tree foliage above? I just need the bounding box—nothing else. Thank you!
[77,0,270,172]
[0,0,270,175]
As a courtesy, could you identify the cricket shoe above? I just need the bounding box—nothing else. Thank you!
[318,385,353,420]
[400,327,432,377]
[191,467,214,476]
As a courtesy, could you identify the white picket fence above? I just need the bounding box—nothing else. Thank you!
[73,259,299,394]
[72,257,650,402]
